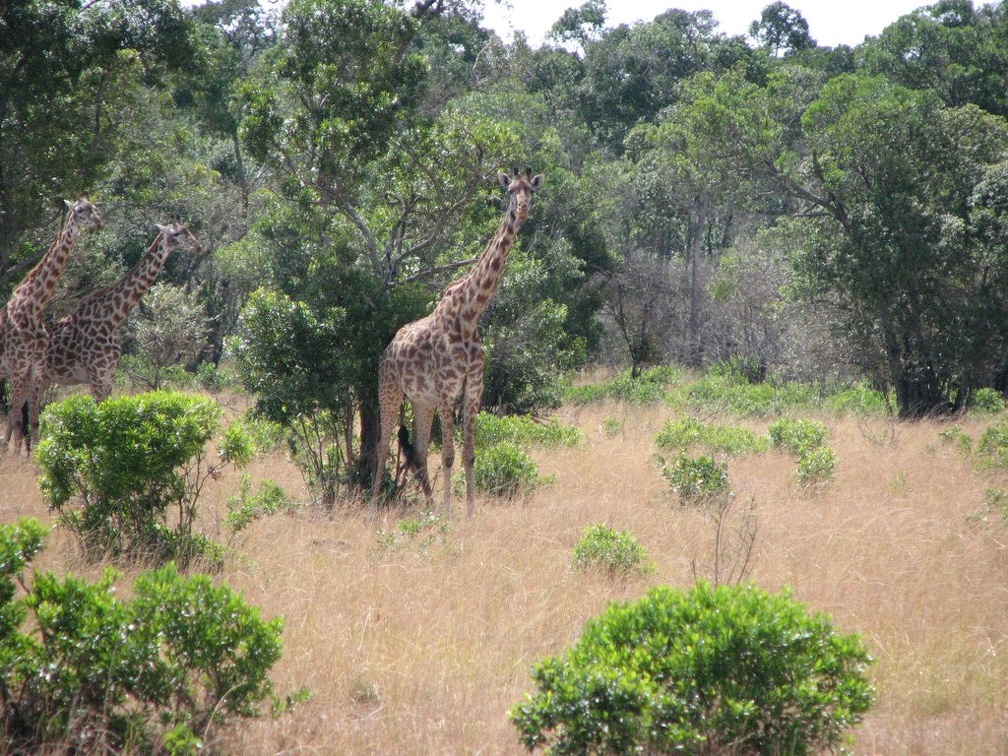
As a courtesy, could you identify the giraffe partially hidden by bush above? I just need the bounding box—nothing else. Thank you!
[0,198,103,455]
[34,219,202,413]
[371,167,544,516]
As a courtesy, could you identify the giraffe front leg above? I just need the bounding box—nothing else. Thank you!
[3,376,31,457]
[462,359,484,518]
[437,399,457,517]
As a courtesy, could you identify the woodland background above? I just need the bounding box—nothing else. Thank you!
[4,0,1008,488]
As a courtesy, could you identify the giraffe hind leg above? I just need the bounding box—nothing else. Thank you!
[371,367,404,506]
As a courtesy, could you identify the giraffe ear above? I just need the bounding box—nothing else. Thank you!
[530,174,544,190]
[64,199,74,210]
[498,172,511,190]
[155,223,170,235]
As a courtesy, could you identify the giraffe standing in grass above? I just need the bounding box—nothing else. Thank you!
[34,219,202,409]
[1,198,103,454]
[371,167,544,516]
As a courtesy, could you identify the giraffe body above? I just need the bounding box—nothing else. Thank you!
[1,199,103,454]
[38,220,202,404]
[372,168,544,516]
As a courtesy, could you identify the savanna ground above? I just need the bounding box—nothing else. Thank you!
[3,392,1008,754]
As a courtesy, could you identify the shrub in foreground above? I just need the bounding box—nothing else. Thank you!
[36,391,252,566]
[510,582,874,754]
[0,519,284,754]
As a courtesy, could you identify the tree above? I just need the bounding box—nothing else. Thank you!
[858,0,1008,117]
[778,74,1008,415]
[574,9,756,152]
[0,0,196,288]
[749,1,816,57]
[127,281,210,390]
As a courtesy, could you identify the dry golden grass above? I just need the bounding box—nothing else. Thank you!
[3,401,1008,754]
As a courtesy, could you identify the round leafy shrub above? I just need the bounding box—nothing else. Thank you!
[510,582,875,755]
[470,442,547,498]
[36,391,249,566]
[796,445,837,486]
[768,417,828,456]
[662,454,730,505]
[971,387,1006,415]
[0,520,284,754]
[570,524,654,577]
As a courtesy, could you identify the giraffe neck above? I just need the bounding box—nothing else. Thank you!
[454,202,522,328]
[101,235,173,327]
[11,210,80,321]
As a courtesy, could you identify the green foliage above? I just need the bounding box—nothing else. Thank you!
[475,411,582,449]
[795,445,837,487]
[0,521,284,754]
[662,454,731,506]
[226,476,290,533]
[971,387,1006,415]
[977,422,1008,468]
[510,582,875,754]
[823,381,889,416]
[767,417,829,456]
[35,392,245,567]
[570,524,654,577]
[655,416,768,456]
[600,417,622,437]
[973,487,1008,527]
[470,442,550,498]
[564,366,683,405]
[684,369,819,417]
[768,418,835,487]
[938,423,974,455]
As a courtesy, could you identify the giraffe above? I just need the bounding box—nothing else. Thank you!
[34,219,202,410]
[1,198,103,454]
[371,167,544,516]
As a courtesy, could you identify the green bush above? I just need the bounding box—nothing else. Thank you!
[600,417,621,438]
[977,422,1008,468]
[655,416,768,456]
[684,371,818,417]
[470,442,549,498]
[570,524,654,577]
[768,417,829,456]
[938,423,973,455]
[36,391,250,567]
[226,476,290,533]
[510,582,875,754]
[564,366,682,405]
[0,519,284,754]
[475,412,582,448]
[374,511,454,555]
[971,387,1006,415]
[796,445,837,486]
[662,454,730,506]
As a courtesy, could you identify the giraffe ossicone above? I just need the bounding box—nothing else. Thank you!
[371,167,544,516]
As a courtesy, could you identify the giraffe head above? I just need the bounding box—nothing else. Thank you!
[497,166,544,221]
[64,197,103,231]
[155,218,203,255]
